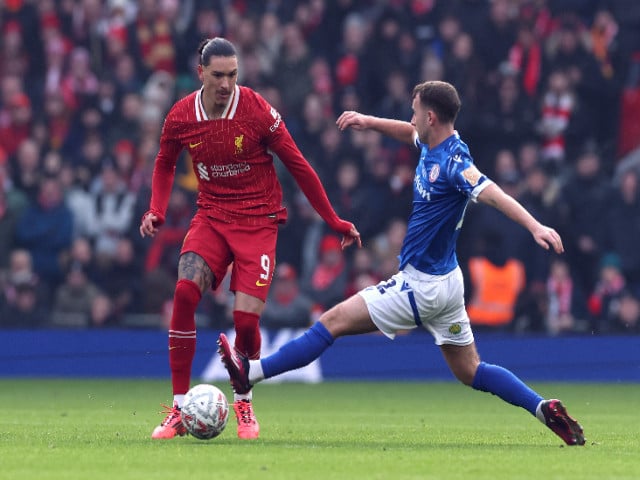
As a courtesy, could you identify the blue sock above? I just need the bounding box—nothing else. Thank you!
[471,362,543,416]
[261,322,334,379]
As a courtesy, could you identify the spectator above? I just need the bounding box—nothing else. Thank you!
[467,231,526,330]
[86,160,136,264]
[471,0,517,80]
[605,288,640,334]
[0,177,21,269]
[51,261,103,327]
[14,176,73,290]
[257,12,282,78]
[144,186,193,275]
[606,169,640,288]
[128,0,177,77]
[545,257,587,335]
[560,149,612,293]
[444,31,484,111]
[261,263,314,330]
[345,247,380,298]
[60,47,99,110]
[537,68,576,166]
[371,218,407,276]
[375,70,413,141]
[10,138,41,201]
[0,92,33,158]
[508,22,543,98]
[478,71,537,161]
[0,73,24,128]
[301,234,348,312]
[74,131,108,190]
[328,160,369,234]
[94,237,140,321]
[0,248,49,310]
[273,23,312,118]
[0,276,49,328]
[63,236,99,283]
[518,165,562,285]
[588,253,628,333]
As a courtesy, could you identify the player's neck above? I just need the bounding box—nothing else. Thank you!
[426,126,455,149]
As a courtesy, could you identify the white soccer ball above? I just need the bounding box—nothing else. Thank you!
[180,384,229,440]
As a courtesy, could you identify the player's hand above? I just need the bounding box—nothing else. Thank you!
[532,225,564,254]
[140,212,160,238]
[341,223,362,250]
[336,111,370,131]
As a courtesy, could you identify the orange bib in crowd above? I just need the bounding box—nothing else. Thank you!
[467,257,526,327]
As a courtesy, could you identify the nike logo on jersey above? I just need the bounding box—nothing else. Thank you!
[255,280,268,287]
[189,141,203,149]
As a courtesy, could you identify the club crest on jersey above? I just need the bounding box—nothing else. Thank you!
[462,165,482,186]
[429,164,440,182]
[234,134,244,154]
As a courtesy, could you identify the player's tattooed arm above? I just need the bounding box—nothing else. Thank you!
[178,252,215,292]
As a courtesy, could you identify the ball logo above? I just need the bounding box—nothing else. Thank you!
[448,323,462,335]
[429,164,440,182]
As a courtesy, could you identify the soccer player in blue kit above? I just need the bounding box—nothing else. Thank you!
[218,80,585,446]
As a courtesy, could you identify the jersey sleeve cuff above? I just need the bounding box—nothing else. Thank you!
[470,179,494,203]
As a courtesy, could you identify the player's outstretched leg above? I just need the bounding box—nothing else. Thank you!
[151,402,187,439]
[536,399,586,446]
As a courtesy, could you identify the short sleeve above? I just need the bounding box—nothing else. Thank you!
[448,153,493,201]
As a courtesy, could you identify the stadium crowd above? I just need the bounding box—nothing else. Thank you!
[0,0,639,335]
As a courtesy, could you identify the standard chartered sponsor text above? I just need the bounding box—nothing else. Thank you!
[197,162,251,179]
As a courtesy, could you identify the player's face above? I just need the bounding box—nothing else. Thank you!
[411,96,432,144]
[198,55,239,109]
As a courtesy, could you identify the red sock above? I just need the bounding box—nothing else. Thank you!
[233,310,261,359]
[169,279,201,395]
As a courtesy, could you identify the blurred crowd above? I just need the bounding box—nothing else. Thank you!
[1,0,639,335]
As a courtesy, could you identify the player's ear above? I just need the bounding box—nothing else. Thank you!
[197,64,204,81]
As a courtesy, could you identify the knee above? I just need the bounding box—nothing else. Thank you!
[318,305,344,337]
[452,359,480,386]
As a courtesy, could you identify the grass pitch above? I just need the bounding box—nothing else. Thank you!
[1,379,638,480]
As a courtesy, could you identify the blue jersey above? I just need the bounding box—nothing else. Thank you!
[398,132,492,275]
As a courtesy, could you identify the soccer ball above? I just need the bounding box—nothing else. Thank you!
[180,384,229,440]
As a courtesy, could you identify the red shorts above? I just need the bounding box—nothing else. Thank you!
[181,211,278,302]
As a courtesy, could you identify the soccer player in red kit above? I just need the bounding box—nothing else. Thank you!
[140,37,361,440]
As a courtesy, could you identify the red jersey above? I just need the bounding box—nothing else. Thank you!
[149,85,348,232]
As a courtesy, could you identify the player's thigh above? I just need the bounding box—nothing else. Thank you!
[180,214,232,291]
[439,342,481,385]
[357,272,420,339]
[228,222,279,302]
[422,267,474,346]
[320,294,377,338]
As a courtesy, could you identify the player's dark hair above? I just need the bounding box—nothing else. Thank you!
[198,37,237,66]
[412,81,461,124]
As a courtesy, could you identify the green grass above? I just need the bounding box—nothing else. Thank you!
[1,380,638,480]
